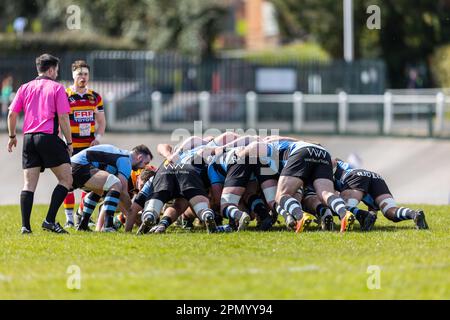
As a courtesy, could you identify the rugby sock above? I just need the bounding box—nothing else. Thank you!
[159,216,173,228]
[247,195,270,220]
[79,193,102,229]
[200,208,215,222]
[394,207,415,221]
[46,185,69,223]
[103,190,121,228]
[315,203,328,218]
[347,207,362,221]
[77,191,87,215]
[326,195,347,219]
[277,195,303,220]
[275,203,289,220]
[20,191,34,230]
[63,191,75,224]
[223,205,241,220]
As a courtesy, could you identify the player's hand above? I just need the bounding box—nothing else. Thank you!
[90,139,100,147]
[7,137,17,153]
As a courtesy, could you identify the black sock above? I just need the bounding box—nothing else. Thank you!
[160,216,173,228]
[80,193,102,228]
[347,207,362,220]
[247,195,270,220]
[103,190,121,228]
[46,185,68,223]
[20,191,34,230]
[315,203,328,218]
[279,195,303,220]
[326,195,347,219]
[394,207,415,221]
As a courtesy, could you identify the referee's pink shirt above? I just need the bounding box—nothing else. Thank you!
[9,77,71,135]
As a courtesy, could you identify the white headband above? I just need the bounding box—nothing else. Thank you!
[72,67,89,79]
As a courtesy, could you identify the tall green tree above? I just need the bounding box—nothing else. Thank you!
[271,0,450,88]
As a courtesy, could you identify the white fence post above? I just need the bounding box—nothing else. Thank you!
[105,91,116,129]
[338,91,348,134]
[293,91,304,133]
[383,92,393,135]
[435,92,445,136]
[151,91,162,131]
[246,91,257,129]
[199,91,210,129]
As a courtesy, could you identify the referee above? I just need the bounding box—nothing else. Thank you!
[7,54,74,234]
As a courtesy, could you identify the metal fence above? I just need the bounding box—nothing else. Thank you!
[5,50,448,138]
[108,90,449,138]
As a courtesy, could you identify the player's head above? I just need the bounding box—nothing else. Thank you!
[71,60,90,88]
[36,54,59,79]
[137,165,157,190]
[131,145,153,171]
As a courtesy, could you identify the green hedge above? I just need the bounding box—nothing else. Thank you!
[0,32,138,53]
[431,45,450,88]
[244,42,331,65]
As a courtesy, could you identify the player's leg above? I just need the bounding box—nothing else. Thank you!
[77,191,102,231]
[63,191,75,228]
[188,194,217,233]
[43,163,73,234]
[20,167,41,233]
[244,181,272,231]
[82,170,122,232]
[340,189,377,231]
[375,194,429,230]
[150,198,189,233]
[275,175,314,232]
[221,164,254,231]
[302,190,334,231]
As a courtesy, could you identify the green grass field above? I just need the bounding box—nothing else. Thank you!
[0,204,449,299]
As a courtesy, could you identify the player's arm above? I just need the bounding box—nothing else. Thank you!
[92,112,106,146]
[125,202,142,232]
[7,110,19,152]
[55,86,73,155]
[236,141,269,159]
[263,136,298,143]
[117,173,132,209]
[219,135,260,149]
[58,112,73,155]
[173,136,206,153]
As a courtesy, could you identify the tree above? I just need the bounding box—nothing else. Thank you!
[271,0,450,88]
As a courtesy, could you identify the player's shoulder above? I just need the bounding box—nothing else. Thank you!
[87,89,102,100]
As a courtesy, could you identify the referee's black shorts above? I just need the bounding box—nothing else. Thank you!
[22,133,70,172]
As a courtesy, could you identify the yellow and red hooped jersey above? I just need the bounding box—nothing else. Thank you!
[66,87,104,149]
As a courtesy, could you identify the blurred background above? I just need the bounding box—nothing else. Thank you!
[1,0,450,204]
[1,0,450,136]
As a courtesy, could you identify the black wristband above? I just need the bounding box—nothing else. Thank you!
[67,142,72,146]
[9,135,16,139]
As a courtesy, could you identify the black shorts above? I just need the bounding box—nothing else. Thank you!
[151,163,181,199]
[174,164,208,199]
[303,185,317,199]
[224,163,255,188]
[22,133,70,171]
[342,170,392,200]
[72,163,97,189]
[280,147,333,184]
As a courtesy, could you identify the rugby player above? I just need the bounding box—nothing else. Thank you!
[71,144,152,232]
[238,140,355,233]
[136,143,217,235]
[332,159,428,230]
[63,60,106,228]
